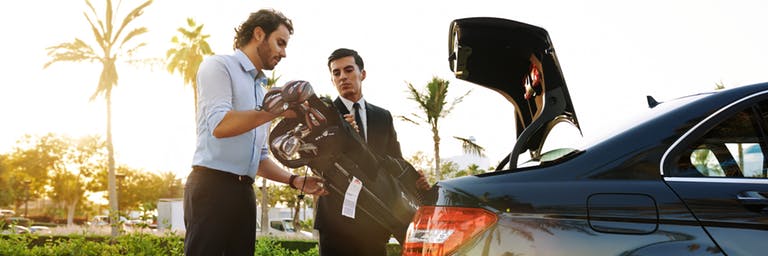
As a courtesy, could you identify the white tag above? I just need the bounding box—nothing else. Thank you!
[342,177,363,219]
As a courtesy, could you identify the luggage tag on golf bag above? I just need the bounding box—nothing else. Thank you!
[342,176,363,218]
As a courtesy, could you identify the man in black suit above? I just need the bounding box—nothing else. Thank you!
[314,48,430,255]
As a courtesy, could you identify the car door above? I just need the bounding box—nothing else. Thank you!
[663,92,768,255]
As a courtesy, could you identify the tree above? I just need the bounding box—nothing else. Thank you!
[3,134,104,224]
[439,161,461,180]
[715,81,726,90]
[49,135,106,226]
[166,17,215,113]
[0,154,13,207]
[454,164,486,177]
[6,134,69,211]
[268,166,314,232]
[44,0,154,238]
[407,151,436,183]
[405,76,470,180]
[90,167,182,216]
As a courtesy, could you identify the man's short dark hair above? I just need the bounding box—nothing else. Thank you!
[328,48,364,71]
[233,9,293,49]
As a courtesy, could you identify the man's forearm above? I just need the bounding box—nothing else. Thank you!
[213,110,278,138]
[256,158,293,184]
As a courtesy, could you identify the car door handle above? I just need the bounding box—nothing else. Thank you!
[736,191,768,206]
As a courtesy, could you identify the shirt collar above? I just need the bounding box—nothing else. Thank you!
[339,97,366,112]
[234,49,263,80]
[235,49,268,87]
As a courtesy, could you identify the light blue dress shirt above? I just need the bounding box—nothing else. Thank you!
[192,49,270,178]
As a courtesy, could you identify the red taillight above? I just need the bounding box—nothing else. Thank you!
[402,206,497,256]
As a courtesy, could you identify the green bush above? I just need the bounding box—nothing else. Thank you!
[0,234,325,256]
[0,234,403,255]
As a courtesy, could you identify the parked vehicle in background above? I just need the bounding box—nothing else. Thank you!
[0,209,15,217]
[403,17,768,256]
[3,225,30,234]
[89,215,128,227]
[263,218,313,239]
[1,216,32,234]
[29,225,52,234]
[5,217,31,227]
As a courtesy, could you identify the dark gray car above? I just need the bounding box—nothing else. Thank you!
[402,17,768,256]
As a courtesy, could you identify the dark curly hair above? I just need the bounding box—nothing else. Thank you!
[233,9,293,49]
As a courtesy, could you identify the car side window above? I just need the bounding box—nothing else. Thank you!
[674,103,768,178]
[270,220,284,231]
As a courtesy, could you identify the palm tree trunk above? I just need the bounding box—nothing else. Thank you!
[260,178,269,234]
[432,124,442,180]
[67,200,77,226]
[293,201,301,232]
[106,91,119,238]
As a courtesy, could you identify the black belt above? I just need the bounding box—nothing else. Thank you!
[192,165,255,185]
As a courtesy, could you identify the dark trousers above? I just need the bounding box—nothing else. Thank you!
[184,166,256,256]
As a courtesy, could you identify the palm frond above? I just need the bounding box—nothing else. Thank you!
[44,39,100,68]
[397,115,419,125]
[84,12,107,52]
[194,24,204,35]
[105,0,113,41]
[169,35,179,44]
[91,61,118,101]
[406,82,430,111]
[441,88,471,118]
[200,41,213,54]
[453,136,485,157]
[84,0,105,36]
[112,0,152,46]
[119,27,148,49]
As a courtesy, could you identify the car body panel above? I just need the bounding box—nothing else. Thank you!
[660,89,768,255]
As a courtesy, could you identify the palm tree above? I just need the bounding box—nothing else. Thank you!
[406,76,470,180]
[44,0,153,238]
[166,18,215,113]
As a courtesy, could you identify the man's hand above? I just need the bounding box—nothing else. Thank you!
[293,176,329,196]
[343,113,360,133]
[264,88,288,115]
[416,170,431,191]
[281,80,314,103]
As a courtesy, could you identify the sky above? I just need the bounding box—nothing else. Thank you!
[1,0,767,180]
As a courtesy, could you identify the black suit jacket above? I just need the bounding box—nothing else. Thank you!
[314,97,403,242]
[332,98,402,159]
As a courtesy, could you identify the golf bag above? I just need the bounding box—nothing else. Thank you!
[267,81,423,243]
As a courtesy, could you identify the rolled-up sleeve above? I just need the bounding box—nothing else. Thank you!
[197,56,232,135]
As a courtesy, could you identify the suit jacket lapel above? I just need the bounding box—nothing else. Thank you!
[333,97,349,115]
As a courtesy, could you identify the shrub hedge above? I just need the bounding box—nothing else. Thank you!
[0,234,403,255]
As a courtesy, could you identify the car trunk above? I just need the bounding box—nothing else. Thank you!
[449,17,581,169]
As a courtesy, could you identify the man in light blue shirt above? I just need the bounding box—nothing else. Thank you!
[184,9,326,256]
